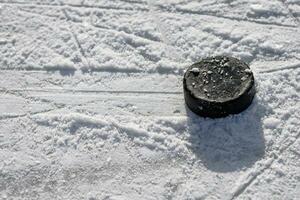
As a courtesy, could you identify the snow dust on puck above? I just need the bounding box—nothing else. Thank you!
[183,56,256,118]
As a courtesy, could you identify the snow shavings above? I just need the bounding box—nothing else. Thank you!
[32,113,190,155]
[264,117,281,129]
[44,57,76,71]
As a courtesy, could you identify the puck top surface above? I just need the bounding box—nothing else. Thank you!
[184,56,254,103]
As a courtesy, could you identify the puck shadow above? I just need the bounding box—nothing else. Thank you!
[184,96,270,172]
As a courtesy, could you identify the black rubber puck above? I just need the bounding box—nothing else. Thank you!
[183,56,256,118]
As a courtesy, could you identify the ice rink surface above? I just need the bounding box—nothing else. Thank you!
[0,0,300,199]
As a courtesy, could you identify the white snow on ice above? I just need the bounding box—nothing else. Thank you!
[0,0,300,199]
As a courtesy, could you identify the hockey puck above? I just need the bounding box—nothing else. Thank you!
[183,56,255,118]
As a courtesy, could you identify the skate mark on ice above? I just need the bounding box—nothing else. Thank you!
[0,1,148,12]
[230,131,300,200]
[229,158,275,200]
[147,0,184,62]
[0,67,184,75]
[1,87,66,114]
[18,7,61,20]
[259,62,300,73]
[61,8,90,69]
[280,0,300,26]
[91,22,161,44]
[1,1,297,29]
[230,114,300,199]
[0,107,63,121]
[0,88,182,95]
[157,5,298,29]
[119,0,146,5]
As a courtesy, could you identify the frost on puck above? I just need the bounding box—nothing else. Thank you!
[183,56,256,118]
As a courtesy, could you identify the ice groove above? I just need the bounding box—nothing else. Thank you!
[0,1,148,11]
[230,115,300,199]
[0,107,61,121]
[0,67,184,75]
[259,62,300,73]
[1,1,297,29]
[230,158,275,200]
[0,88,182,95]
[62,8,90,68]
[158,5,298,29]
